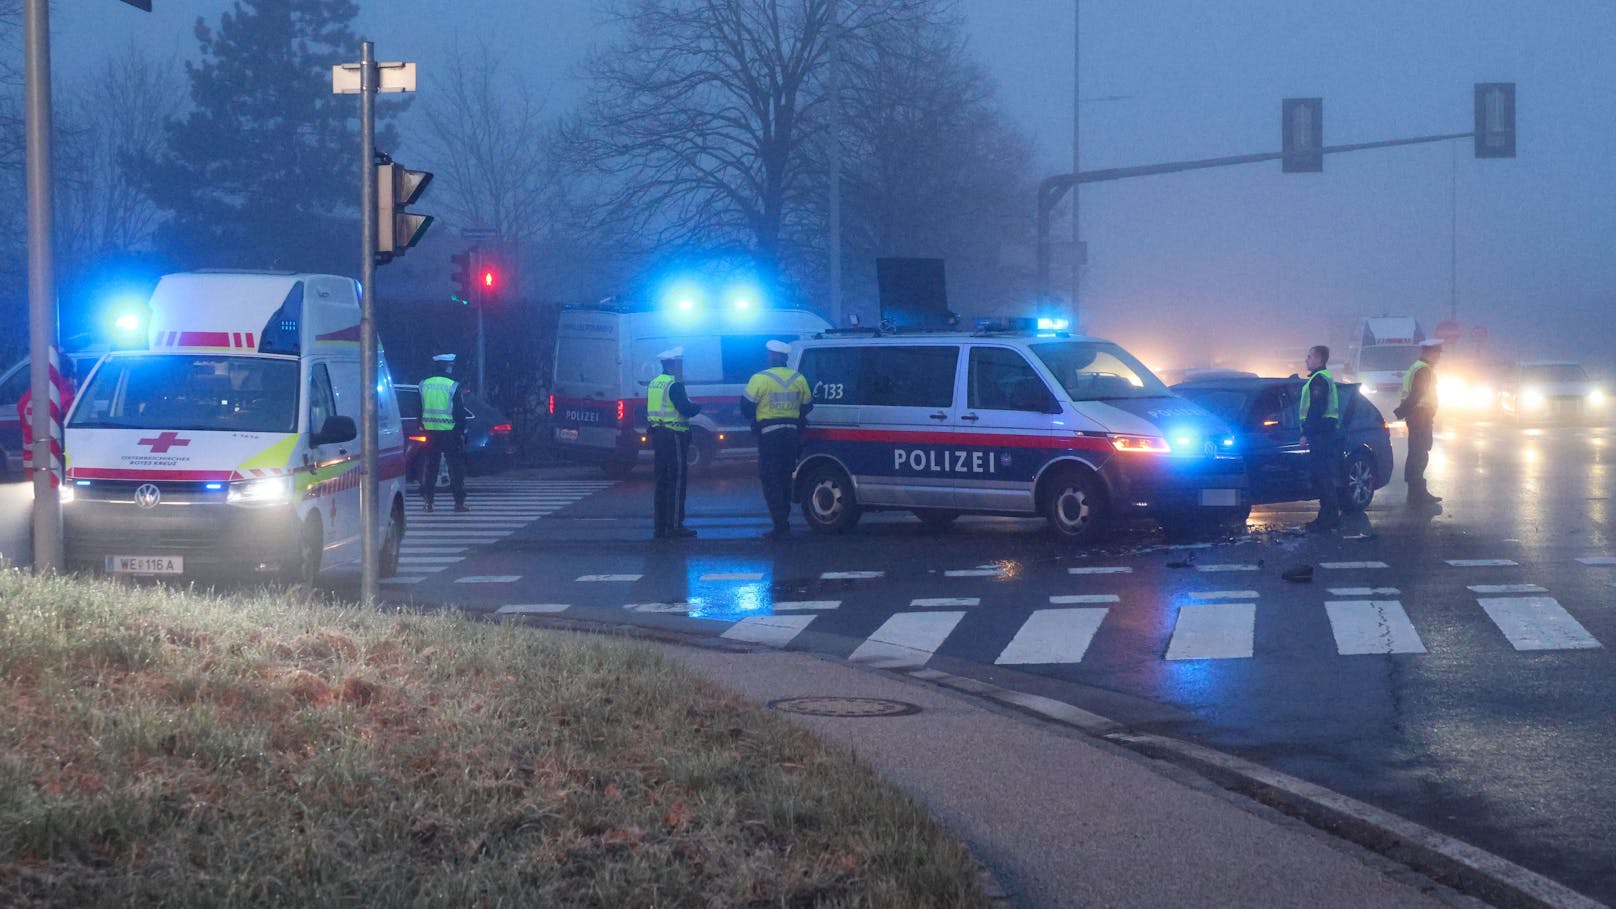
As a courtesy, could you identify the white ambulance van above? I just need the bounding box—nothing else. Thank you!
[62,272,408,583]
[550,303,831,476]
[789,326,1249,543]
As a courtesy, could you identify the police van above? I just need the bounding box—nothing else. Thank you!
[550,303,831,476]
[788,327,1248,542]
[62,272,409,583]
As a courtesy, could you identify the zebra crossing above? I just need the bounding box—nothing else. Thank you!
[387,479,615,582]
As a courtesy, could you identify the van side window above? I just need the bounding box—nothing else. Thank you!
[863,346,957,408]
[308,363,337,435]
[969,347,1054,411]
[800,347,864,404]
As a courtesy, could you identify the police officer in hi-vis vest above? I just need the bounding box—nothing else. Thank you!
[648,347,702,539]
[742,340,813,540]
[419,353,470,513]
[1299,344,1341,532]
[1397,338,1444,505]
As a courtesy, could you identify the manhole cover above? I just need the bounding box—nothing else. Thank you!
[768,697,920,718]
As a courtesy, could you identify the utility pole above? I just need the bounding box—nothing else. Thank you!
[24,0,60,572]
[358,41,380,605]
[1070,0,1081,327]
[827,0,843,326]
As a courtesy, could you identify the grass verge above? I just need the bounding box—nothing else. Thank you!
[0,572,988,907]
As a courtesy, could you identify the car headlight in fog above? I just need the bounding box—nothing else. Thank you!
[58,484,75,504]
[1522,389,1547,410]
[1589,388,1607,407]
[226,476,294,506]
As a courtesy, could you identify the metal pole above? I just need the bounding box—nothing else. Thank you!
[358,41,379,604]
[24,0,61,572]
[827,0,842,325]
[476,305,486,395]
[1070,0,1080,325]
[1449,138,1458,322]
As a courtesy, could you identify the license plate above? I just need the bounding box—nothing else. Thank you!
[556,428,580,442]
[1200,489,1238,507]
[107,555,184,575]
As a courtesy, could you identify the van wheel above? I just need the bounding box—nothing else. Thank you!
[286,516,323,590]
[600,461,636,480]
[1339,453,1376,512]
[379,500,405,578]
[1042,468,1107,544]
[801,463,860,534]
[914,510,959,531]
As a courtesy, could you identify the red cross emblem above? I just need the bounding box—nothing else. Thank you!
[136,432,191,454]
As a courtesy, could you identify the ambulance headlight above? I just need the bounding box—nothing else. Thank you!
[1589,388,1606,408]
[58,484,76,504]
[227,476,294,507]
[1522,388,1547,410]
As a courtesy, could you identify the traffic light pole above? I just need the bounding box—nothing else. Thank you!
[24,0,61,572]
[358,40,380,605]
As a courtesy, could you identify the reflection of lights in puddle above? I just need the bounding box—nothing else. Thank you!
[684,558,773,622]
[1522,447,1540,465]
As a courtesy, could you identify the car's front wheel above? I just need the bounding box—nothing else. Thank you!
[800,462,860,534]
[1041,468,1108,544]
[1339,452,1377,512]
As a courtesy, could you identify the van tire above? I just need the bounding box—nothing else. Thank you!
[286,516,323,590]
[800,462,860,534]
[914,509,959,531]
[1041,468,1107,544]
[379,499,405,578]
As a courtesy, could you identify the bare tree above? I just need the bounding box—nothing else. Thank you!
[561,0,926,287]
[417,41,561,251]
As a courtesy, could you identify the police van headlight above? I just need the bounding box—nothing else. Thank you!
[1110,434,1170,453]
[227,476,294,507]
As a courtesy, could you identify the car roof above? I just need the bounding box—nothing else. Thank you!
[1173,376,1362,392]
[799,331,1105,346]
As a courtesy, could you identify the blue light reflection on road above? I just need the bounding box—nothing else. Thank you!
[682,558,774,622]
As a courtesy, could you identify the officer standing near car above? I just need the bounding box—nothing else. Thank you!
[1398,338,1444,505]
[743,340,813,541]
[1299,344,1341,532]
[648,347,701,539]
[419,353,470,513]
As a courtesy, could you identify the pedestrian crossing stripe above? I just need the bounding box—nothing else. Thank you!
[849,611,966,669]
[1477,597,1601,651]
[496,604,571,614]
[1467,584,1547,594]
[722,614,816,647]
[1445,559,1518,567]
[911,597,979,607]
[996,608,1107,665]
[1049,594,1119,604]
[1165,603,1255,660]
[1068,566,1132,575]
[1188,590,1258,600]
[1196,564,1259,572]
[775,601,841,611]
[822,570,884,580]
[1325,601,1427,655]
[578,574,642,582]
[1318,561,1389,569]
[1576,556,1616,566]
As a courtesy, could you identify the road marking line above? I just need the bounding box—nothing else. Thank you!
[699,572,765,581]
[945,568,1003,577]
[1576,556,1616,566]
[1318,561,1389,569]
[399,547,467,554]
[454,575,521,584]
[1329,587,1401,596]
[911,597,979,607]
[1326,600,1427,655]
[395,556,464,564]
[821,570,883,580]
[1068,566,1132,574]
[1467,584,1547,594]
[849,611,965,669]
[1048,594,1120,604]
[1195,564,1259,572]
[721,614,816,647]
[774,601,842,611]
[578,574,643,582]
[1445,559,1517,567]
[1188,590,1258,600]
[380,576,426,584]
[995,608,1108,665]
[1165,603,1255,660]
[1478,597,1602,651]
[399,532,507,539]
[496,604,571,615]
[623,602,690,614]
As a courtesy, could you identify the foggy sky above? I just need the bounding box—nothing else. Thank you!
[50,1,1616,372]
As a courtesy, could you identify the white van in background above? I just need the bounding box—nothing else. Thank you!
[63,272,408,584]
[549,304,831,476]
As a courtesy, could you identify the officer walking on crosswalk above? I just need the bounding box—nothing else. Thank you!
[648,347,701,539]
[419,353,470,513]
[743,340,813,541]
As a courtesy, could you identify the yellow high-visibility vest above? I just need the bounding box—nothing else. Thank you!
[1299,368,1339,422]
[420,375,458,431]
[647,373,689,431]
[745,367,811,421]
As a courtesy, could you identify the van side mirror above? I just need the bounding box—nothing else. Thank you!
[313,415,357,445]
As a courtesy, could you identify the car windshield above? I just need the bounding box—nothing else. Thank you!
[70,354,299,433]
[1172,388,1250,426]
[1030,341,1171,401]
[1522,364,1588,383]
[1360,345,1421,372]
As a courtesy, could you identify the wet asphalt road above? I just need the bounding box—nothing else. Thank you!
[5,418,1613,902]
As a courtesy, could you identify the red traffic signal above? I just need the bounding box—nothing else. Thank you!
[482,268,497,291]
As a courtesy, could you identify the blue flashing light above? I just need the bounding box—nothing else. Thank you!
[204,482,224,491]
[733,298,751,309]
[677,297,696,311]
[113,313,141,332]
[75,480,91,487]
[1036,317,1070,331]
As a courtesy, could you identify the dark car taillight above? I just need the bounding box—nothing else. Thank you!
[548,394,555,415]
[617,399,626,424]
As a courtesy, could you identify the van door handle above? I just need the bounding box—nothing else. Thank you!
[928,412,948,420]
[960,413,980,422]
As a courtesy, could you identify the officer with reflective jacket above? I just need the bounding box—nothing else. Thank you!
[419,353,470,513]
[742,340,813,540]
[1397,338,1444,505]
[648,347,701,539]
[1299,344,1340,532]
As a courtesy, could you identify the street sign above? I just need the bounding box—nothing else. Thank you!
[460,227,498,240]
[1282,98,1324,173]
[332,61,416,95]
[1434,320,1461,344]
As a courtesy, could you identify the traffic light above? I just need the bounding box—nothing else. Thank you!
[1474,83,1516,159]
[450,248,478,303]
[375,160,433,262]
[1282,98,1324,173]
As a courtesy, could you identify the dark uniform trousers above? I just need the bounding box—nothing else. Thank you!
[757,426,799,531]
[1308,424,1341,523]
[1405,414,1434,495]
[421,430,467,507]
[652,426,690,535]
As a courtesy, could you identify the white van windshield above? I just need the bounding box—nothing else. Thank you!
[70,355,299,433]
[1030,341,1170,400]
